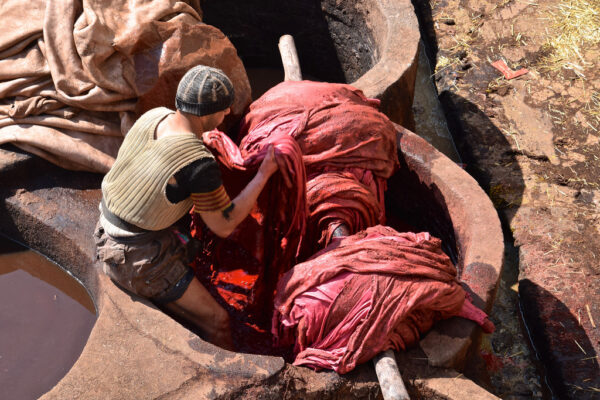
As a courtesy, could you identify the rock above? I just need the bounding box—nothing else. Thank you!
[576,188,600,205]
[501,82,558,164]
[420,328,472,369]
[135,21,251,132]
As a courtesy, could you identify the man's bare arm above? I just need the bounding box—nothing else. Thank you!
[197,146,278,238]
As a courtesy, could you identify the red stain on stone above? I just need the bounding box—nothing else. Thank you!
[480,350,504,372]
[190,227,279,354]
[491,59,528,80]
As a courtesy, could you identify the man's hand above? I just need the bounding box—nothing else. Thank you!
[258,145,279,177]
[198,145,280,238]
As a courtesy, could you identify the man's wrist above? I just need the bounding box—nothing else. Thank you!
[256,168,271,181]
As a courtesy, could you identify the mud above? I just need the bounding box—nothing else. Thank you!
[0,237,96,400]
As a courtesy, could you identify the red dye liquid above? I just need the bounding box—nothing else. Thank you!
[190,223,284,355]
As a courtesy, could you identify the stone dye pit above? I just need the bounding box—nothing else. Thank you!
[0,1,503,398]
[0,237,96,400]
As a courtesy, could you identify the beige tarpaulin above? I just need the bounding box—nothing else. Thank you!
[0,0,251,173]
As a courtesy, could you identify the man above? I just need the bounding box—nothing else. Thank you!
[94,66,278,350]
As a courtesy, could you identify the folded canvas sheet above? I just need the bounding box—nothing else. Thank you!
[0,0,250,172]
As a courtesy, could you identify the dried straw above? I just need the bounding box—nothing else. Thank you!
[537,0,600,79]
[586,304,596,328]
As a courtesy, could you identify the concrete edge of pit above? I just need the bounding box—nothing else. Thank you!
[352,0,421,131]
[396,126,504,371]
[0,149,286,399]
[395,349,501,400]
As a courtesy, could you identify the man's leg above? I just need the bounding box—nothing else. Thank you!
[96,227,233,349]
[163,277,235,351]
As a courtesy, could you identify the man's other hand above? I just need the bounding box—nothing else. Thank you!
[198,144,280,238]
[258,145,279,177]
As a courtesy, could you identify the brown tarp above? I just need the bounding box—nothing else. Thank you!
[0,0,251,173]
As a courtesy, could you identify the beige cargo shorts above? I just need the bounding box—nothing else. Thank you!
[93,222,195,304]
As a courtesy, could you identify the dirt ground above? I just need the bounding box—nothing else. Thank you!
[411,0,600,398]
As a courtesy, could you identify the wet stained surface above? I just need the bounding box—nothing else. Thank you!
[0,237,96,400]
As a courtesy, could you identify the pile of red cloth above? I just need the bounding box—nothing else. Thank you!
[191,81,398,317]
[190,81,494,366]
[238,81,398,255]
[272,225,494,374]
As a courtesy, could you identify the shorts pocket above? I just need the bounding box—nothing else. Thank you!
[97,243,126,266]
[127,238,163,267]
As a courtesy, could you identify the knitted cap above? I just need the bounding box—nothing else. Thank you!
[175,66,234,116]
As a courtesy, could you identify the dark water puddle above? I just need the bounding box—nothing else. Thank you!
[0,237,96,400]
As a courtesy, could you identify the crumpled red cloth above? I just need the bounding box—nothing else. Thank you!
[239,81,398,179]
[193,82,494,367]
[190,81,399,353]
[273,225,494,373]
[189,129,307,354]
[238,81,398,255]
[201,129,308,265]
[191,81,398,310]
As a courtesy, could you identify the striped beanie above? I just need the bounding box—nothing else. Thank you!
[175,66,234,116]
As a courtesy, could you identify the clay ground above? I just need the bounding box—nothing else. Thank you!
[411,0,600,398]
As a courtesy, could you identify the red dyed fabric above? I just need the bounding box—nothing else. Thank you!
[202,129,307,250]
[238,81,398,254]
[273,225,494,374]
[191,81,399,324]
[191,81,493,362]
[306,170,382,248]
[239,81,398,179]
[193,131,307,312]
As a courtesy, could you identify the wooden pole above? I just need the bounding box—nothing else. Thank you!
[333,223,411,399]
[278,35,302,81]
[373,350,411,400]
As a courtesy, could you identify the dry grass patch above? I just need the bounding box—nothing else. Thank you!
[586,91,600,127]
[536,0,600,78]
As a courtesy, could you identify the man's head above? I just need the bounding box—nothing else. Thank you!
[175,66,234,131]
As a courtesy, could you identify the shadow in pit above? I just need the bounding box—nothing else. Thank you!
[411,0,440,71]
[520,279,600,400]
[439,92,525,219]
[201,0,364,84]
[433,91,529,392]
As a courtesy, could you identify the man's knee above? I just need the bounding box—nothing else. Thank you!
[213,307,230,329]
